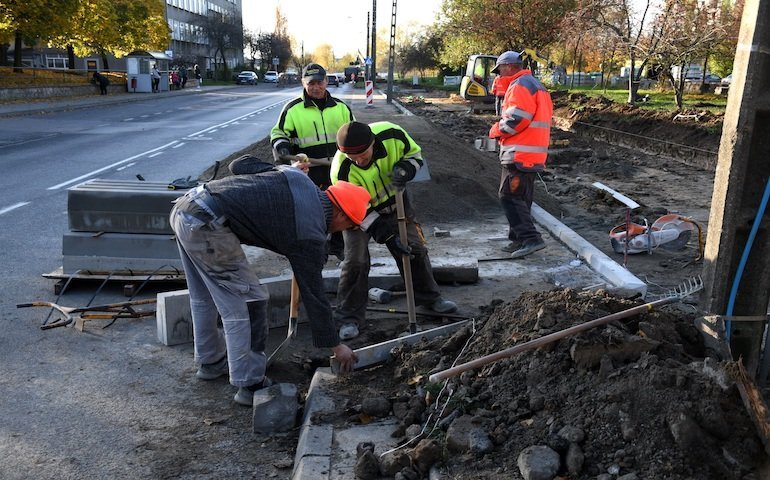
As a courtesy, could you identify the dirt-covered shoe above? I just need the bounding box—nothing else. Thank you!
[429,298,458,314]
[233,377,273,407]
[195,356,228,380]
[339,323,360,340]
[510,240,546,259]
[501,241,522,253]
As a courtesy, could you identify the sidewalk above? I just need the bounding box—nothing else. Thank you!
[0,84,229,118]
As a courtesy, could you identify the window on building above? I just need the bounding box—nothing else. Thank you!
[46,56,69,69]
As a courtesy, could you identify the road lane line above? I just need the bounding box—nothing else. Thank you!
[149,152,163,158]
[47,141,179,190]
[0,202,30,215]
[173,143,185,148]
[116,162,137,171]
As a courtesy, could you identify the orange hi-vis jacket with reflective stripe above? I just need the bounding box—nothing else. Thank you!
[488,69,553,171]
[491,75,514,97]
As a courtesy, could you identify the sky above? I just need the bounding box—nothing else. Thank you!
[242,0,443,57]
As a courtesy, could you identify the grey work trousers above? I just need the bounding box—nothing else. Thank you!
[170,193,269,388]
[335,211,441,326]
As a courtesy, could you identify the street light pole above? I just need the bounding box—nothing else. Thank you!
[371,0,377,85]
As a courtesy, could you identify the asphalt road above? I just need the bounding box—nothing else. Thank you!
[0,84,299,298]
[0,84,303,478]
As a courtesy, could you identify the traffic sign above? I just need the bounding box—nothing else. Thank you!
[365,56,372,65]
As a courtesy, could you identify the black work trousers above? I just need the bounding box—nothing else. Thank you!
[499,165,542,245]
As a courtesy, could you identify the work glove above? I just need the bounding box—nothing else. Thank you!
[390,160,416,188]
[274,144,291,164]
[367,216,413,258]
[385,235,413,258]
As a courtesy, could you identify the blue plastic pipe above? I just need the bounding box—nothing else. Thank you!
[725,176,770,340]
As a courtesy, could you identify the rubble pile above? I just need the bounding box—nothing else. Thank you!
[347,288,765,479]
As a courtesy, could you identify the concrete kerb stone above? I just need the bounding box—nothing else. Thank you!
[292,369,336,480]
[531,203,647,297]
[154,273,412,341]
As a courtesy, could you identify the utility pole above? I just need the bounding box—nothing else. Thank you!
[701,0,770,380]
[366,12,370,81]
[386,0,397,103]
[370,0,377,85]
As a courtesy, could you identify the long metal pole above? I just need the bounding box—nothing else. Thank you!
[371,0,377,85]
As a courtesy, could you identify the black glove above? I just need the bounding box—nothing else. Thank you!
[390,160,416,188]
[275,145,291,164]
[385,235,413,258]
[367,215,398,244]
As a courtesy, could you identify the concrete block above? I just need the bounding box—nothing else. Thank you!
[156,289,193,346]
[67,179,185,234]
[430,258,479,284]
[252,383,299,434]
[292,448,331,480]
[61,232,182,274]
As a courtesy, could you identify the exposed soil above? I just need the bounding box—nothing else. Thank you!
[198,88,770,479]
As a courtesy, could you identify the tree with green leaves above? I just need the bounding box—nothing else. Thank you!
[0,0,78,70]
[50,0,168,70]
[437,0,576,70]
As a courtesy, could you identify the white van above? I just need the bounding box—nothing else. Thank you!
[264,71,278,83]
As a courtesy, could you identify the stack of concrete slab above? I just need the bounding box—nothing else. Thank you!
[63,179,187,274]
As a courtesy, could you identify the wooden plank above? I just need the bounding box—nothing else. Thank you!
[728,360,770,456]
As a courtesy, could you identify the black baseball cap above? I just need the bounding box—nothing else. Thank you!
[302,63,327,81]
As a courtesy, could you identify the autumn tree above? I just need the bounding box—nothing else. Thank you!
[653,0,730,109]
[51,0,168,71]
[709,0,743,77]
[398,28,443,79]
[0,0,78,70]
[571,0,673,104]
[437,0,576,69]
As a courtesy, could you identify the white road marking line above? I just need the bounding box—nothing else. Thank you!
[47,141,179,190]
[172,143,185,148]
[0,202,30,215]
[149,152,163,158]
[116,162,137,171]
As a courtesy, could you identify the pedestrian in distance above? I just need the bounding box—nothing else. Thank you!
[169,156,367,406]
[179,66,188,89]
[170,69,180,90]
[194,64,202,88]
[487,51,553,258]
[92,71,110,95]
[330,121,458,341]
[151,65,161,93]
[271,62,355,261]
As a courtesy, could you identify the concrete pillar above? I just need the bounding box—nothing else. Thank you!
[701,0,770,377]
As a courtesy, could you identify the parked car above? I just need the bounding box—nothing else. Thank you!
[326,74,339,87]
[236,71,258,85]
[264,70,279,83]
[685,73,721,84]
[721,73,733,85]
[334,72,345,84]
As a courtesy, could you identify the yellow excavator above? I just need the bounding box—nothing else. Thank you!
[459,49,551,113]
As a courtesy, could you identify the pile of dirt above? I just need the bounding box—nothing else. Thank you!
[336,289,765,479]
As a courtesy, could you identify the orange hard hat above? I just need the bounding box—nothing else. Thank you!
[325,181,371,225]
